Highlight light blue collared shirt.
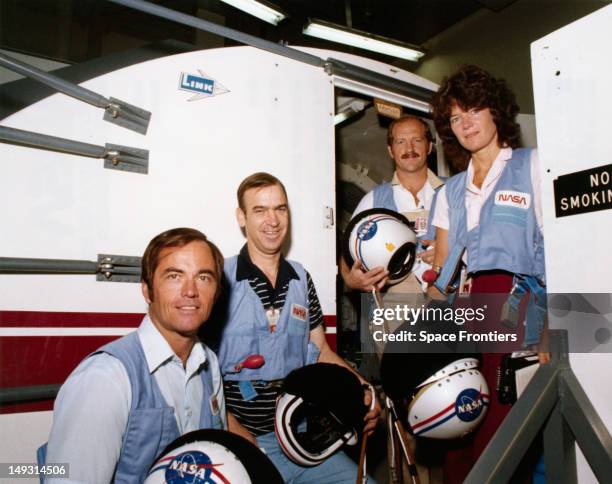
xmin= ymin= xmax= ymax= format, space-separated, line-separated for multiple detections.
xmin=46 ymin=315 xmax=226 ymax=484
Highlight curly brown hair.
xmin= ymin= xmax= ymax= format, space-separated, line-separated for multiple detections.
xmin=431 ymin=65 xmax=521 ymax=171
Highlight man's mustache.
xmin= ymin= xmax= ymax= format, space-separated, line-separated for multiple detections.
xmin=401 ymin=152 xmax=419 ymax=159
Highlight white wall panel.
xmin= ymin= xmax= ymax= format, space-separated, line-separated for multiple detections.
xmin=0 ymin=46 xmax=336 ymax=313
xmin=532 ymin=6 xmax=612 ymax=482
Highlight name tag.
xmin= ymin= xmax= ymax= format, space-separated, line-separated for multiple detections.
xmin=291 ymin=303 xmax=308 ymax=322
xmin=238 ymin=380 xmax=258 ymax=401
xmin=266 ymin=307 xmax=280 ymax=333
xmin=414 ymin=215 xmax=428 ymax=235
xmin=209 ymin=394 xmax=220 ymax=415
xmin=495 ymin=190 xmax=531 ymax=209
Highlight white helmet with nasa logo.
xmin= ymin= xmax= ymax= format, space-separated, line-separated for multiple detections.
xmin=407 ymin=358 xmax=489 ymax=440
xmin=343 ymin=208 xmax=417 ymax=285
xmin=144 ymin=428 xmax=282 ymax=484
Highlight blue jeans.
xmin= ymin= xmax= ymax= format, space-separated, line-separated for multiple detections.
xmin=256 ymin=431 xmax=376 ymax=484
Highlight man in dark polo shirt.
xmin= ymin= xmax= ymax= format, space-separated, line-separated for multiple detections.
xmin=217 ymin=172 xmax=380 ymax=483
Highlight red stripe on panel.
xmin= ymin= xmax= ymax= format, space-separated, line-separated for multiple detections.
xmin=1 ymin=311 xmax=341 ymax=413
xmin=323 ymin=315 xmax=337 ymax=352
xmin=323 ymin=315 xmax=337 ymax=327
xmin=0 ymin=336 xmax=120 ymax=414
xmin=0 ymin=311 xmax=141 ymax=414
xmin=0 ymin=310 xmax=144 ymax=327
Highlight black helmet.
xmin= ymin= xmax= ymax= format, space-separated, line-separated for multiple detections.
xmin=275 ymin=363 xmax=368 ymax=466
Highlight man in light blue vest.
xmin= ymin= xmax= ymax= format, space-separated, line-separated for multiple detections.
xmin=218 ymin=172 xmax=380 ymax=483
xmin=339 ymin=116 xmax=446 ymax=483
xmin=340 ymin=115 xmax=444 ymax=294
xmin=43 ymin=228 xmax=227 ymax=483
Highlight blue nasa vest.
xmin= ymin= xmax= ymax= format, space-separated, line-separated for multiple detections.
xmin=218 ymin=256 xmax=320 ymax=381
xmin=97 ymin=331 xmax=222 ymax=483
xmin=424 ymin=188 xmax=442 ymax=242
xmin=372 ymin=179 xmax=444 ymax=243
xmin=372 ymin=182 xmax=398 ymax=212
xmin=444 ymin=148 xmax=545 ymax=280
xmin=37 ymin=331 xmax=222 ymax=483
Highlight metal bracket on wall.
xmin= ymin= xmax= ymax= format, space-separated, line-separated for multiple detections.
xmin=103 ymin=143 xmax=149 ymax=174
xmin=0 ymin=255 xmax=141 ymax=282
xmin=325 ymin=58 xmax=435 ymax=103
xmin=0 ymin=125 xmax=149 ymax=174
xmin=96 ymin=254 xmax=141 ymax=282
xmin=103 ymin=96 xmax=152 ymax=135
xmin=323 ymin=206 xmax=335 ymax=229
xmin=0 ymin=52 xmax=151 ymax=135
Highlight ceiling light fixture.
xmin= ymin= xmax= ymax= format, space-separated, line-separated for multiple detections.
xmin=219 ymin=0 xmax=287 ymax=26
xmin=303 ymin=18 xmax=424 ymax=62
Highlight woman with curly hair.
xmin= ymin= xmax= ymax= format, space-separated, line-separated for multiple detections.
xmin=428 ymin=65 xmax=548 ymax=482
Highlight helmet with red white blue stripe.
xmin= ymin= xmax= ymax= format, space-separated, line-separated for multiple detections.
xmin=343 ymin=208 xmax=417 ymax=285
xmin=144 ymin=429 xmax=282 ymax=484
xmin=407 ymin=358 xmax=489 ymax=439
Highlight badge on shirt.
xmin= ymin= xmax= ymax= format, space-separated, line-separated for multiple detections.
xmin=266 ymin=307 xmax=280 ymax=332
xmin=209 ymin=394 xmax=220 ymax=415
xmin=291 ymin=303 xmax=308 ymax=322
xmin=238 ymin=380 xmax=258 ymax=401
xmin=493 ymin=190 xmax=530 ymax=226
xmin=494 ymin=190 xmax=531 ymax=209
xmin=414 ymin=214 xmax=428 ymax=236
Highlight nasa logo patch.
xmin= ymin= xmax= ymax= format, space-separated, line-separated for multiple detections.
xmin=357 ymin=220 xmax=378 ymax=241
xmin=163 ymin=450 xmax=228 ymax=484
xmin=454 ymin=388 xmax=484 ymax=422
xmin=494 ymin=190 xmax=531 ymax=209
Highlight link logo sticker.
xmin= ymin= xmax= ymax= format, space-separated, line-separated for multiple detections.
xmin=494 ymin=190 xmax=531 ymax=209
xmin=179 ymin=71 xmax=229 ymax=101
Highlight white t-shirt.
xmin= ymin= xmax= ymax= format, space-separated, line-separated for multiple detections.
xmin=353 ymin=170 xmax=443 ymax=237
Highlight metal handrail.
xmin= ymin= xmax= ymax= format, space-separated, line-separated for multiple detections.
xmin=106 ymin=0 xmax=435 ymax=104
xmin=0 ymin=384 xmax=61 ymax=405
xmin=0 ymin=125 xmax=148 ymax=173
xmin=0 ymin=52 xmax=151 ymax=134
xmin=0 ymin=257 xmax=96 ymax=274
xmin=0 ymin=255 xmax=141 ymax=282
xmin=465 ymin=330 xmax=612 ymax=483
xmin=107 ymin=0 xmax=323 ymax=68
